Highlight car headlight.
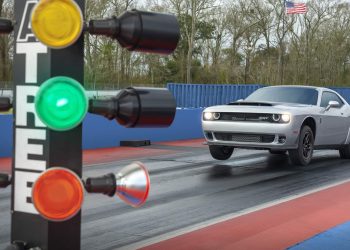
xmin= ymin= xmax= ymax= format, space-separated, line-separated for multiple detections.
xmin=203 ymin=112 xmax=220 ymax=121
xmin=272 ymin=114 xmax=290 ymax=123
xmin=281 ymin=114 xmax=290 ymax=123
xmin=213 ymin=112 xmax=220 ymax=120
xmin=272 ymin=114 xmax=281 ymax=122
xmin=203 ymin=112 xmax=214 ymax=120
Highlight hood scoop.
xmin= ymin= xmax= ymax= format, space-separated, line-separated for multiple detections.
xmin=228 ymin=102 xmax=274 ymax=107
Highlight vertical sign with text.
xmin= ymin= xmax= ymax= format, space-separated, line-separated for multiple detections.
xmin=11 ymin=0 xmax=84 ymax=248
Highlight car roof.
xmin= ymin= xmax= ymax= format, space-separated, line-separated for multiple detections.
xmin=264 ymin=85 xmax=333 ymax=92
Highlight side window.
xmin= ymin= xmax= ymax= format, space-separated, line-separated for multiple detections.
xmin=320 ymin=92 xmax=344 ymax=108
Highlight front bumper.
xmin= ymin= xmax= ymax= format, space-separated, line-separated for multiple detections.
xmin=202 ymin=120 xmax=299 ymax=150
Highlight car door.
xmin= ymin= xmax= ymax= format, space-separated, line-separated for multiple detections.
xmin=317 ymin=91 xmax=350 ymax=145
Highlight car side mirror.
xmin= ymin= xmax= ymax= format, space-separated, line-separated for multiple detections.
xmin=325 ymin=100 xmax=340 ymax=111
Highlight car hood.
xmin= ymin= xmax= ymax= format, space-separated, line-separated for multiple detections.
xmin=204 ymin=102 xmax=316 ymax=114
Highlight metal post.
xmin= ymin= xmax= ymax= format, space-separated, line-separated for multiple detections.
xmin=11 ymin=0 xmax=84 ymax=248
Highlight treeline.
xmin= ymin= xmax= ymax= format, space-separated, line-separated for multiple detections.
xmin=1 ymin=0 xmax=350 ymax=89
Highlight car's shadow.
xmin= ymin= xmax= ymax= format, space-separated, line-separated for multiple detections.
xmin=207 ymin=151 xmax=344 ymax=180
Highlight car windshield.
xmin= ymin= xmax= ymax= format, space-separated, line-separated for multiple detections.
xmin=245 ymin=87 xmax=318 ymax=105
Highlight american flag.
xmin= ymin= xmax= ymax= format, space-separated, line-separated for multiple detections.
xmin=285 ymin=1 xmax=307 ymax=14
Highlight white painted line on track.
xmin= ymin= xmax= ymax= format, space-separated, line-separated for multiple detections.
xmin=120 ymin=178 xmax=350 ymax=250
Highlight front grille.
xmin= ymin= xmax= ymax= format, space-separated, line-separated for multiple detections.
xmin=214 ymin=133 xmax=275 ymax=143
xmin=219 ymin=113 xmax=273 ymax=122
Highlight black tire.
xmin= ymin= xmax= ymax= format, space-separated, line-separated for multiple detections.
xmin=339 ymin=145 xmax=350 ymax=159
xmin=269 ymin=149 xmax=287 ymax=155
xmin=209 ymin=145 xmax=234 ymax=160
xmin=288 ymin=125 xmax=314 ymax=166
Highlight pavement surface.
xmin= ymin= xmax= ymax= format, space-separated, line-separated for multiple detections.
xmin=141 ymin=180 xmax=350 ymax=250
xmin=1 ymin=139 xmax=350 ymax=249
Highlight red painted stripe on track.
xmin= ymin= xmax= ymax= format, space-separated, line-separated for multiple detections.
xmin=142 ymin=181 xmax=350 ymax=250
xmin=0 ymin=138 xmax=205 ymax=173
xmin=0 ymin=147 xmax=176 ymax=173
xmin=82 ymin=147 xmax=176 ymax=165
xmin=157 ymin=138 xmax=206 ymax=148
xmin=0 ymin=158 xmax=11 ymax=173
xmin=0 ymin=139 xmax=204 ymax=173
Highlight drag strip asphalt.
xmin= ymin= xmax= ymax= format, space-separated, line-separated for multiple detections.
xmin=1 ymin=144 xmax=350 ymax=249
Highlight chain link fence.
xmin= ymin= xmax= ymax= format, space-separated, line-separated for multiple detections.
xmin=0 ymin=81 xmax=12 ymax=89
xmin=1 ymin=81 xmax=166 ymax=92
xmin=0 ymin=81 xmax=165 ymax=99
xmin=85 ymin=82 xmax=167 ymax=90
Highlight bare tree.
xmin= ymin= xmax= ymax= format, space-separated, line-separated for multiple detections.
xmin=169 ymin=0 xmax=215 ymax=83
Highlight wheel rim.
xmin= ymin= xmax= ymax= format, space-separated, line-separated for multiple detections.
xmin=302 ymin=132 xmax=313 ymax=159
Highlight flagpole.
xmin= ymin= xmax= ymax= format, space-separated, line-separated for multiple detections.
xmin=281 ymin=0 xmax=286 ymax=85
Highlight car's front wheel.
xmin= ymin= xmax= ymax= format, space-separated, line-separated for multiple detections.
xmin=209 ymin=145 xmax=234 ymax=160
xmin=288 ymin=125 xmax=314 ymax=166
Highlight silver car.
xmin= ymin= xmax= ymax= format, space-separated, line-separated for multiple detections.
xmin=202 ymin=85 xmax=350 ymax=166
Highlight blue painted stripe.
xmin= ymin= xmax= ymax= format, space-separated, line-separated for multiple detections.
xmin=288 ymin=221 xmax=350 ymax=250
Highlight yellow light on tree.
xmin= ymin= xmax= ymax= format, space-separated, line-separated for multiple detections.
xmin=31 ymin=0 xmax=83 ymax=49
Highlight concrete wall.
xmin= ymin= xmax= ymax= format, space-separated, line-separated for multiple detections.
xmin=0 ymin=108 xmax=204 ymax=158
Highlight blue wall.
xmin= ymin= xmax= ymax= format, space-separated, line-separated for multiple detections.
xmin=0 ymin=115 xmax=13 ymax=158
xmin=0 ymin=108 xmax=204 ymax=158
xmin=330 ymin=87 xmax=350 ymax=103
xmin=167 ymin=83 xmax=263 ymax=108
xmin=167 ymin=83 xmax=350 ymax=108
xmin=82 ymin=109 xmax=203 ymax=150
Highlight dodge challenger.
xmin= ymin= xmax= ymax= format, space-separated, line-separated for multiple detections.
xmin=202 ymin=86 xmax=350 ymax=166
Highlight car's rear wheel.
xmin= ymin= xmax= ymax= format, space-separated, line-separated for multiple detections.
xmin=269 ymin=149 xmax=287 ymax=155
xmin=339 ymin=145 xmax=350 ymax=159
xmin=288 ymin=125 xmax=314 ymax=166
xmin=209 ymin=145 xmax=234 ymax=160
